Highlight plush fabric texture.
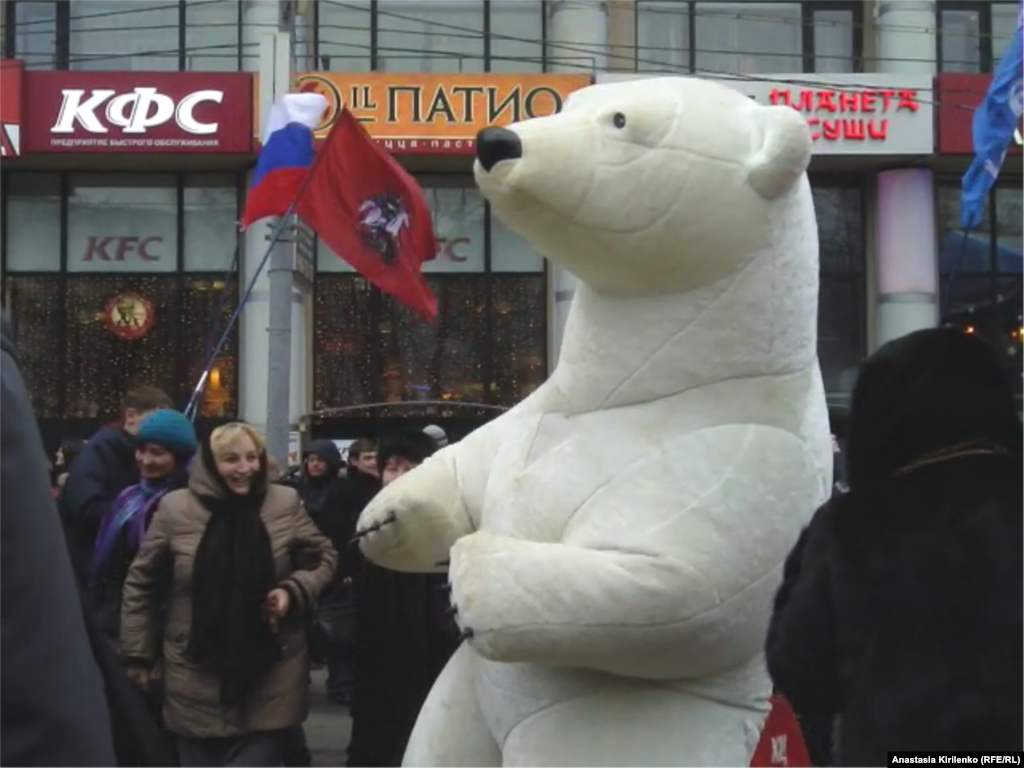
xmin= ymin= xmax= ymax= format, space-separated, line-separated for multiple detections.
xmin=356 ymin=77 xmax=832 ymax=767
xmin=767 ymin=328 xmax=1023 ymax=766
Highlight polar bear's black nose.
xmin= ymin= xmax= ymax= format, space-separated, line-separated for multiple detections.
xmin=476 ymin=127 xmax=522 ymax=171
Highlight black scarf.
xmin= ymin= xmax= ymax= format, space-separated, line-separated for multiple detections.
xmin=185 ymin=438 xmax=281 ymax=707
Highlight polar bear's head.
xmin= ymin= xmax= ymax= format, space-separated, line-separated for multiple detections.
xmin=474 ymin=77 xmax=813 ymax=297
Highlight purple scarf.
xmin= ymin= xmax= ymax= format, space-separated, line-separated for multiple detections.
xmin=91 ymin=479 xmax=170 ymax=584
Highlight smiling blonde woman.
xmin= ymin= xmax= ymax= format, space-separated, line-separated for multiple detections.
xmin=121 ymin=422 xmax=337 ymax=767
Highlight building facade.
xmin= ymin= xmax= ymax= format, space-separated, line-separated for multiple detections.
xmin=0 ymin=0 xmax=1020 ymax=448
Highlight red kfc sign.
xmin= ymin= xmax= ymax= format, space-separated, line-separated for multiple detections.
xmin=24 ymin=71 xmax=254 ymax=154
xmin=82 ymin=236 xmax=165 ymax=263
xmin=936 ymin=74 xmax=1023 ymax=155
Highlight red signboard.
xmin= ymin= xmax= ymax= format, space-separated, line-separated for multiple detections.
xmin=1 ymin=59 xmax=22 ymax=157
xmin=750 ymin=695 xmax=812 ymax=767
xmin=768 ymin=87 xmax=920 ymax=143
xmin=936 ymin=73 xmax=1023 ymax=155
xmin=24 ymin=71 xmax=254 ymax=154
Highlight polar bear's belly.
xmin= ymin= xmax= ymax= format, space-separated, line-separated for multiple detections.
xmin=473 ymin=656 xmax=769 ymax=762
xmin=476 ymin=409 xmax=677 ymax=541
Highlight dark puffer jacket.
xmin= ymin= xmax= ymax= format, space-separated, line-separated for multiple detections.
xmin=767 ymin=328 xmax=1023 ymax=766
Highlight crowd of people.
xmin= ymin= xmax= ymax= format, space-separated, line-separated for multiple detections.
xmin=2 ymin=305 xmax=1021 ymax=768
xmin=51 ymin=399 xmax=458 ymax=767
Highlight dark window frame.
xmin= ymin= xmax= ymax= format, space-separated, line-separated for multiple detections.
xmin=936 ymin=0 xmax=1001 ymax=74
xmin=633 ymin=0 xmax=864 ymax=74
xmin=1 ymin=170 xmax=243 ymax=421
xmin=311 ymin=171 xmax=547 ymax=414
xmin=8 ymin=0 xmax=248 ymax=71
xmin=312 ymin=0 xmax=548 ymax=74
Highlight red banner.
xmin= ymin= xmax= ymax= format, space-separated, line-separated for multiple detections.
xmin=935 ymin=73 xmax=1023 ymax=156
xmin=23 ymin=71 xmax=254 ymax=154
xmin=750 ymin=695 xmax=812 ymax=767
xmin=1 ymin=59 xmax=22 ymax=157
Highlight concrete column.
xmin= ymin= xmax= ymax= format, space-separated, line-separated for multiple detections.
xmin=871 ymin=1 xmax=938 ymax=350
xmin=545 ymin=1 xmax=607 ymax=370
xmin=606 ymin=0 xmax=636 ymax=73
xmin=239 ymin=27 xmax=307 ymax=441
xmin=874 ymin=0 xmax=936 ymax=74
xmin=875 ymin=169 xmax=940 ymax=347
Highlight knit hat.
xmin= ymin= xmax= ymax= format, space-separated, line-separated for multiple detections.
xmin=137 ymin=409 xmax=199 ymax=461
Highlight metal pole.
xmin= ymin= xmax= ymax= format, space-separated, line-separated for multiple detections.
xmin=265 ymin=217 xmax=294 ymax=466
xmin=263 ymin=27 xmax=296 ymax=466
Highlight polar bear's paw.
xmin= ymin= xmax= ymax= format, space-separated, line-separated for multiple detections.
xmin=354 ymin=463 xmax=472 ymax=573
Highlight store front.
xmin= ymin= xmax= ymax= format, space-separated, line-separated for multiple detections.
xmin=298 ymin=72 xmax=590 ymax=438
xmin=934 ymin=74 xmax=1023 ymax=398
xmin=0 ymin=65 xmax=255 ymax=446
xmin=596 ymin=72 xmax=936 ymax=404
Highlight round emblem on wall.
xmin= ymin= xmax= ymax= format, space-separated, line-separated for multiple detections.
xmin=296 ymin=73 xmax=340 ymax=133
xmin=104 ymin=293 xmax=155 ymax=340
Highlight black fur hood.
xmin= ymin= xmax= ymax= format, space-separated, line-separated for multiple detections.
xmin=844 ymin=327 xmax=1021 ymax=492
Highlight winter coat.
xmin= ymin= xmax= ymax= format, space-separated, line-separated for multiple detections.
xmin=62 ymin=424 xmax=140 ymax=581
xmin=768 ymin=461 xmax=1023 ymax=766
xmin=120 ymin=456 xmax=337 ymax=740
xmin=0 ymin=311 xmax=118 ymax=767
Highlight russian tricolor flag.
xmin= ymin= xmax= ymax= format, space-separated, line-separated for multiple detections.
xmin=240 ymin=92 xmax=328 ymax=230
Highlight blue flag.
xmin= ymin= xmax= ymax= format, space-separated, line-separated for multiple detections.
xmin=961 ymin=0 xmax=1024 ymax=229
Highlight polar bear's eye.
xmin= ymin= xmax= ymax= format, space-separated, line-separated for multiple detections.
xmin=612 ymin=112 xmax=627 ymax=129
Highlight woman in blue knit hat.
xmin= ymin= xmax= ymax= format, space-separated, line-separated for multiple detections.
xmin=91 ymin=409 xmax=198 ymax=646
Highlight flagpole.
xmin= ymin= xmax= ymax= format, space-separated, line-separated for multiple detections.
xmin=184 ymin=106 xmax=343 ymax=424
xmin=184 ymin=203 xmax=298 ymax=422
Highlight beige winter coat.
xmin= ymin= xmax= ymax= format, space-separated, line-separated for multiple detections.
xmin=120 ymin=461 xmax=336 ymax=739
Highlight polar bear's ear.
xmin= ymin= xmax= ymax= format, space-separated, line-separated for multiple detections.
xmin=745 ymin=105 xmax=812 ymax=200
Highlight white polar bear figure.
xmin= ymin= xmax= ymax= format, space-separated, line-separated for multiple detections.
xmin=356 ymin=76 xmax=833 ymax=768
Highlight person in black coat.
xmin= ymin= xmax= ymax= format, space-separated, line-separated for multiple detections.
xmin=1 ymin=311 xmax=116 ymax=766
xmin=61 ymin=385 xmax=173 ymax=581
xmin=346 ymin=430 xmax=459 ymax=768
xmin=766 ymin=328 xmax=1023 ymax=767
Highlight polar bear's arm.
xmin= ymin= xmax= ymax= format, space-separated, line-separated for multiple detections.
xmin=450 ymin=424 xmax=819 ymax=679
xmin=355 ymin=414 xmax=507 ymax=572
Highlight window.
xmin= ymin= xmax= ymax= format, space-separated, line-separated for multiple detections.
xmin=636 ymin=1 xmax=859 ymax=74
xmin=992 ymin=2 xmax=1018 ymax=67
xmin=12 ymin=0 xmax=56 ymax=68
xmin=2 ymin=172 xmax=243 ymax=422
xmin=317 ymin=183 xmax=487 ymax=274
xmin=694 ymin=2 xmax=801 ymax=75
xmin=637 ymin=1 xmax=690 ymax=72
xmin=939 ymin=8 xmax=982 ymax=73
xmin=67 ymin=175 xmax=178 ymax=273
xmin=317 ymin=0 xmax=373 ymax=72
xmin=63 ymin=274 xmax=180 ymax=417
xmin=5 ymin=173 xmax=61 ymax=272
xmin=3 ymin=275 xmax=62 ymax=416
xmin=182 ymin=274 xmax=239 ymax=417
xmin=489 ymin=0 xmax=543 ymax=73
xmin=813 ymin=183 xmax=866 ymax=401
xmin=184 ymin=175 xmax=238 ymax=271
xmin=69 ymin=0 xmax=180 ymax=71
xmin=813 ymin=8 xmax=855 ymax=73
xmin=185 ymin=0 xmax=239 ymax=71
xmin=938 ymin=183 xmax=1022 ymax=396
xmin=314 ymin=175 xmax=547 ymax=412
xmin=240 ymin=0 xmax=280 ymax=72
xmin=376 ymin=0 xmax=484 ymax=73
